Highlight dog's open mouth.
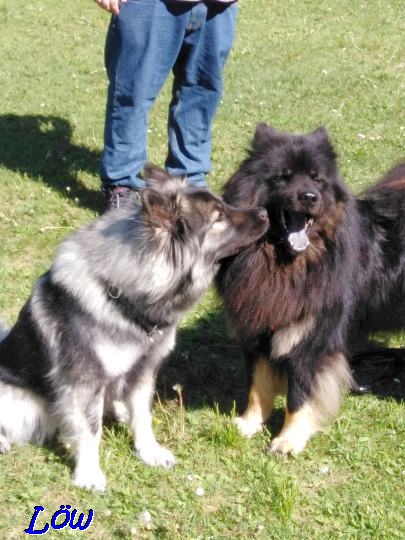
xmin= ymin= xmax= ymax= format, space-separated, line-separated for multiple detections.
xmin=280 ymin=210 xmax=314 ymax=253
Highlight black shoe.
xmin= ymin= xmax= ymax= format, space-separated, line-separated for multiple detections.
xmin=103 ymin=186 xmax=140 ymax=211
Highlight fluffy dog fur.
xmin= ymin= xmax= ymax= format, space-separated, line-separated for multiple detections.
xmin=0 ymin=165 xmax=268 ymax=490
xmin=216 ymin=123 xmax=405 ymax=454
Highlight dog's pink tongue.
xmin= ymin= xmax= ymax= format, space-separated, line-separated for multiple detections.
xmin=288 ymin=229 xmax=309 ymax=252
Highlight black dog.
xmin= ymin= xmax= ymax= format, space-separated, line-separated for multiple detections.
xmin=216 ymin=123 xmax=405 ymax=454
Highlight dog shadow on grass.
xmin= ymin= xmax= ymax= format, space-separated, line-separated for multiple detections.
xmin=157 ymin=309 xmax=249 ymax=415
xmin=0 ymin=114 xmax=104 ymax=213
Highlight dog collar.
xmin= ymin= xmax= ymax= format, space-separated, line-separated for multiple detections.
xmin=104 ymin=282 xmax=169 ymax=342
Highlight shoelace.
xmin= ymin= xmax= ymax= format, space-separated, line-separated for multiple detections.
xmin=107 ymin=187 xmax=138 ymax=210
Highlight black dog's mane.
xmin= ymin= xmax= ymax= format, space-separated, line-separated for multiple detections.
xmin=217 ymin=137 xmax=355 ymax=339
xmin=216 ymin=128 xmax=405 ymax=356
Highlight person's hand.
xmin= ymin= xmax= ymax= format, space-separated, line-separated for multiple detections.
xmin=94 ymin=0 xmax=127 ymax=15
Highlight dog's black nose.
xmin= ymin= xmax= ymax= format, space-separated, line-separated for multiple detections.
xmin=298 ymin=191 xmax=318 ymax=204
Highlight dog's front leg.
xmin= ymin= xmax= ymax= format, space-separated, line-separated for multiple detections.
xmin=269 ymin=352 xmax=352 ymax=455
xmin=126 ymin=329 xmax=177 ymax=468
xmin=72 ymin=425 xmax=106 ymax=492
xmin=126 ymin=370 xmax=176 ymax=468
xmin=57 ymin=384 xmax=106 ymax=492
xmin=236 ymin=356 xmax=284 ymax=437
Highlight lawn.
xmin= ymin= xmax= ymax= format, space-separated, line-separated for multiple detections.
xmin=0 ymin=0 xmax=404 ymax=538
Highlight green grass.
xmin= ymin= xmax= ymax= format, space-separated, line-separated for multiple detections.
xmin=0 ymin=0 xmax=404 ymax=538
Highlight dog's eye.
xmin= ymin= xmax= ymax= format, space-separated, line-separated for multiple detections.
xmin=273 ymin=171 xmax=291 ymax=184
xmin=310 ymin=170 xmax=321 ymax=183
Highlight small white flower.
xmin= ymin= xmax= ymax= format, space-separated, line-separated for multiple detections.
xmin=139 ymin=510 xmax=152 ymax=530
xmin=358 ymin=133 xmax=366 ymax=139
xmin=187 ymin=474 xmax=195 ymax=482
xmin=320 ymin=465 xmax=330 ymax=474
xmin=195 ymin=487 xmax=205 ymax=497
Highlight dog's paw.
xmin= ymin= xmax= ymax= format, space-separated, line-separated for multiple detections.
xmin=112 ymin=400 xmax=130 ymax=423
xmin=234 ymin=416 xmax=263 ymax=438
xmin=73 ymin=467 xmax=107 ymax=492
xmin=269 ymin=435 xmax=306 ymax=456
xmin=136 ymin=443 xmax=176 ymax=468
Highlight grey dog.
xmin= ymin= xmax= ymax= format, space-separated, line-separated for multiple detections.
xmin=0 ymin=165 xmax=268 ymax=491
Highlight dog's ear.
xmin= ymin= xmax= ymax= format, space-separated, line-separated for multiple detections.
xmin=253 ymin=123 xmax=280 ymax=149
xmin=143 ymin=163 xmax=171 ymax=186
xmin=310 ymin=126 xmax=336 ymax=161
xmin=310 ymin=126 xmax=330 ymax=143
xmin=143 ymin=162 xmax=188 ymax=191
xmin=141 ymin=188 xmax=177 ymax=232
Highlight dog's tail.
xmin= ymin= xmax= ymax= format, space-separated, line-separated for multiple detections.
xmin=0 ymin=320 xmax=55 ymax=452
xmin=0 ymin=383 xmax=55 ymax=453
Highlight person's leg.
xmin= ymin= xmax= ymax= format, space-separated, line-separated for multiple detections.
xmin=100 ymin=0 xmax=191 ymax=191
xmin=165 ymin=2 xmax=238 ymax=186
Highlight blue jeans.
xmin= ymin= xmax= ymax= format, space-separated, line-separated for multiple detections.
xmin=100 ymin=0 xmax=238 ymax=189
